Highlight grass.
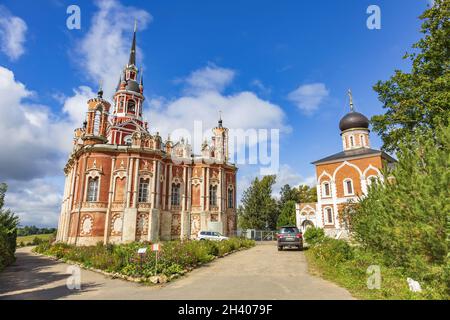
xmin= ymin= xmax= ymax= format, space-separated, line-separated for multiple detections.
xmin=304 ymin=240 xmax=448 ymax=300
xmin=17 ymin=234 xmax=54 ymax=246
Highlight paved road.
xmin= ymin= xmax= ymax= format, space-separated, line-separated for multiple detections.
xmin=0 ymin=244 xmax=354 ymax=300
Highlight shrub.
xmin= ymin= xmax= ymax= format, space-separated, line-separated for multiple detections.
xmin=303 ymin=227 xmax=325 ymax=246
xmin=33 ymin=238 xmax=256 ymax=279
xmin=310 ymin=238 xmax=354 ymax=266
xmin=0 ymin=183 xmax=19 ymax=272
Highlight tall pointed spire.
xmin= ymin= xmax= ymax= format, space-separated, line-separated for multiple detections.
xmin=128 ymin=20 xmax=137 ymax=66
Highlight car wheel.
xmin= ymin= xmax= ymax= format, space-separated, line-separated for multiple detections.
xmin=298 ymin=246 xmax=303 ymax=251
xmin=278 ymin=246 xmax=283 ymax=251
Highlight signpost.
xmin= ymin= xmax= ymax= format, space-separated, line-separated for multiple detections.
xmin=137 ymin=247 xmax=147 ymax=271
xmin=152 ymin=243 xmax=161 ymax=275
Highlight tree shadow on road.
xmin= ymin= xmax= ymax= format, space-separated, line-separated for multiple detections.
xmin=0 ymin=251 xmax=70 ymax=294
xmin=0 ymin=282 xmax=100 ymax=300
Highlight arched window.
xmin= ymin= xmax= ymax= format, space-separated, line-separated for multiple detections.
xmin=93 ymin=110 xmax=101 ymax=135
xmin=349 ymin=136 xmax=354 ymax=147
xmin=325 ymin=207 xmax=333 ymax=224
xmin=87 ymin=178 xmax=99 ymax=202
xmin=209 ymin=185 xmax=217 ymax=206
xmin=171 ymin=183 xmax=181 ymax=206
xmin=360 ymin=134 xmax=365 ymax=147
xmin=322 ymin=182 xmax=331 ymax=197
xmin=343 ymin=179 xmax=354 ymax=195
xmin=138 ymin=178 xmax=149 ymax=203
xmin=127 ymin=100 xmax=136 ymax=114
xmin=227 ymin=187 xmax=234 ymax=209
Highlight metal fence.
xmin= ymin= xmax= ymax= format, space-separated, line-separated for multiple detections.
xmin=232 ymin=229 xmax=277 ymax=241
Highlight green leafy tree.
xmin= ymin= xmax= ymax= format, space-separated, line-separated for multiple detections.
xmin=277 ymin=200 xmax=296 ymax=228
xmin=238 ymin=175 xmax=279 ymax=230
xmin=372 ymin=0 xmax=450 ymax=152
xmin=297 ymin=185 xmax=317 ymax=203
xmin=343 ymin=124 xmax=449 ymax=281
xmin=0 ymin=183 xmax=20 ymax=271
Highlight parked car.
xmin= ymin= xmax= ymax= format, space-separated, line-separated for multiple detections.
xmin=197 ymin=231 xmax=229 ymax=241
xmin=277 ymin=226 xmax=303 ymax=251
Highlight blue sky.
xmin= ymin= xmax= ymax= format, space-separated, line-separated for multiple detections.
xmin=0 ymin=0 xmax=431 ymax=227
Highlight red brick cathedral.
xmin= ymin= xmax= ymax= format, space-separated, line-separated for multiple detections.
xmin=56 ymin=29 xmax=237 ymax=245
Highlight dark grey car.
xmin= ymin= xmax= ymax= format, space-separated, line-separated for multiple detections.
xmin=277 ymin=226 xmax=303 ymax=251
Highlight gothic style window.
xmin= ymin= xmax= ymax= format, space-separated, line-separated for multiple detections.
xmin=344 ymin=179 xmax=354 ymax=195
xmin=171 ymin=183 xmax=181 ymax=206
xmin=87 ymin=178 xmax=99 ymax=202
xmin=138 ymin=178 xmax=149 ymax=203
xmin=227 ymin=188 xmax=233 ymax=209
xmin=209 ymin=185 xmax=217 ymax=206
xmin=322 ymin=182 xmax=331 ymax=197
xmin=93 ymin=110 xmax=101 ymax=135
xmin=325 ymin=207 xmax=333 ymax=224
xmin=127 ymin=100 xmax=136 ymax=114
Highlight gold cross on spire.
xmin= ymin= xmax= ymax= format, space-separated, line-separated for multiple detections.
xmin=348 ymin=89 xmax=354 ymax=112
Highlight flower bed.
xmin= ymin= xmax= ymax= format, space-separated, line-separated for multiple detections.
xmin=34 ymin=238 xmax=255 ymax=283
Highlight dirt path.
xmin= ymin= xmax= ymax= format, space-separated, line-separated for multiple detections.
xmin=0 ymin=244 xmax=353 ymax=300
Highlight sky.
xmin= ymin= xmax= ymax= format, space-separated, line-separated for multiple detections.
xmin=0 ymin=0 xmax=432 ymax=227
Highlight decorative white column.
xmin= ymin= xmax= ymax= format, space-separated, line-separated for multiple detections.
xmin=132 ymin=158 xmax=140 ymax=208
xmin=331 ymin=179 xmax=339 ymax=229
xmin=167 ymin=164 xmax=173 ymax=210
xmin=103 ymin=157 xmax=116 ymax=244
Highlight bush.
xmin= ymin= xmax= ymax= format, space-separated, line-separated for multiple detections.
xmin=34 ymin=238 xmax=256 ymax=279
xmin=342 ymin=125 xmax=449 ymax=282
xmin=0 ymin=183 xmax=19 ymax=272
xmin=303 ymin=227 xmax=325 ymax=246
xmin=310 ymin=238 xmax=354 ymax=266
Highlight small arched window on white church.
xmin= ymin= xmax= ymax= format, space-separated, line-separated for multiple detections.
xmin=87 ymin=177 xmax=99 ymax=202
xmin=349 ymin=135 xmax=355 ymax=148
xmin=343 ymin=178 xmax=354 ymax=196
xmin=360 ymin=134 xmax=365 ymax=147
xmin=325 ymin=207 xmax=333 ymax=224
xmin=322 ymin=182 xmax=331 ymax=197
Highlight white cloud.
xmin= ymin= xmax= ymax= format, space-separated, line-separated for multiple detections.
xmin=76 ymin=0 xmax=152 ymax=99
xmin=272 ymin=164 xmax=316 ymax=198
xmin=4 ymin=178 xmax=63 ymax=228
xmin=287 ymin=83 xmax=329 ymax=114
xmin=0 ymin=5 xmax=27 ymax=61
xmin=0 ymin=67 xmax=71 ymax=181
xmin=250 ymin=79 xmax=272 ymax=96
xmin=183 ymin=63 xmax=235 ymax=94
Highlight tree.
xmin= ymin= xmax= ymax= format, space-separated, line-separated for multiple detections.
xmin=277 ymin=200 xmax=296 ymax=228
xmin=342 ymin=124 xmax=449 ymax=279
xmin=238 ymin=175 xmax=279 ymax=230
xmin=371 ymin=0 xmax=450 ymax=152
xmin=297 ymin=185 xmax=317 ymax=203
xmin=0 ymin=183 xmax=20 ymax=271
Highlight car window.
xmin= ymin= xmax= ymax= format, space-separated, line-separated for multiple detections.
xmin=212 ymin=232 xmax=218 ymax=236
xmin=280 ymin=227 xmax=299 ymax=234
xmin=207 ymin=232 xmax=212 ymax=236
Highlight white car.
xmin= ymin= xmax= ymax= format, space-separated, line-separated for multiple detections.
xmin=197 ymin=231 xmax=229 ymax=241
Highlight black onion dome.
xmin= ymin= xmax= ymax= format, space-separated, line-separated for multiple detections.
xmin=125 ymin=80 xmax=141 ymax=93
xmin=339 ymin=111 xmax=369 ymax=131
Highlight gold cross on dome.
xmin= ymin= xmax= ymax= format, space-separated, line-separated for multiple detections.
xmin=348 ymin=89 xmax=354 ymax=112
